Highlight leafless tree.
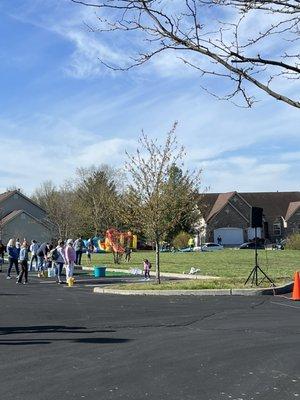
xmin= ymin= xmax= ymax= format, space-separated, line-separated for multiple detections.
xmin=32 ymin=181 xmax=76 ymax=239
xmin=123 ymin=123 xmax=202 ymax=283
xmin=71 ymin=0 xmax=300 ymax=108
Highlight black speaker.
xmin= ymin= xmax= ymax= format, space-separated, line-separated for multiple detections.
xmin=251 ymin=207 xmax=263 ymax=228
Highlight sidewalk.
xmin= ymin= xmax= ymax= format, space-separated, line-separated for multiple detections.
xmin=80 ymin=266 xmax=219 ymax=280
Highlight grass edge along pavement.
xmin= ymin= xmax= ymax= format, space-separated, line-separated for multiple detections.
xmin=81 ymin=248 xmax=300 ymax=290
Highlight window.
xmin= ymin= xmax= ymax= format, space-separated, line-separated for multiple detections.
xmin=273 ymin=222 xmax=281 ymax=236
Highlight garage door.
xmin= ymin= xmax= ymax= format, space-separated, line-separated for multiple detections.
xmin=214 ymin=228 xmax=244 ymax=245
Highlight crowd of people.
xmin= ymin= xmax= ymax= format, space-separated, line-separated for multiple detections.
xmin=0 ymin=236 xmax=152 ymax=284
xmin=1 ymin=236 xmax=87 ymax=285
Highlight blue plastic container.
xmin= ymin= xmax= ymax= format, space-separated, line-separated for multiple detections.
xmin=94 ymin=266 xmax=106 ymax=278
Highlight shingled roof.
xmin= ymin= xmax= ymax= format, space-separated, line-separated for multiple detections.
xmin=0 ymin=190 xmax=46 ymax=213
xmin=201 ymin=191 xmax=300 ymax=222
xmin=0 ymin=209 xmax=49 ymax=228
xmin=0 ymin=191 xmax=14 ymax=203
xmin=206 ymin=192 xmax=236 ymax=221
xmin=241 ymin=192 xmax=300 ymax=220
xmin=285 ymin=201 xmax=300 ymax=221
xmin=0 ymin=210 xmax=23 ymax=225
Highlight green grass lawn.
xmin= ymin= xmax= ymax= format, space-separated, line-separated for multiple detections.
xmin=81 ymin=248 xmax=299 ymax=288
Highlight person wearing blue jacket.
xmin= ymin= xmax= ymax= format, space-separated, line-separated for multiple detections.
xmin=6 ymin=238 xmax=19 ymax=279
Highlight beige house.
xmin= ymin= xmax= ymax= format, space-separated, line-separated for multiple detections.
xmin=0 ymin=190 xmax=52 ymax=244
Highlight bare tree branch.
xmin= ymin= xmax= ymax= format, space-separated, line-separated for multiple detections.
xmin=71 ymin=0 xmax=300 ymax=108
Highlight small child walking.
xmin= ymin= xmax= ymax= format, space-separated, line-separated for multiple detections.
xmin=143 ymin=259 xmax=151 ymax=280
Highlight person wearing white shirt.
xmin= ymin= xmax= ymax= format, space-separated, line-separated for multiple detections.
xmin=29 ymin=240 xmax=39 ymax=272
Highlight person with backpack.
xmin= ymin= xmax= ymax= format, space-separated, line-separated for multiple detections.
xmin=45 ymin=244 xmax=54 ymax=272
xmin=6 ymin=238 xmax=19 ymax=279
xmin=143 ymin=259 xmax=151 ymax=280
xmin=74 ymin=236 xmax=83 ymax=265
xmin=17 ymin=240 xmax=29 ymax=284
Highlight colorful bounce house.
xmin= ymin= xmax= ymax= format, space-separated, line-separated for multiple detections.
xmin=84 ymin=230 xmax=137 ymax=254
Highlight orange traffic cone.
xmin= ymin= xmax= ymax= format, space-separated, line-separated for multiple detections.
xmin=292 ymin=272 xmax=300 ymax=301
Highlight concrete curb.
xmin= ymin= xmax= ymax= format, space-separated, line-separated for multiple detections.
xmin=93 ymin=282 xmax=293 ymax=296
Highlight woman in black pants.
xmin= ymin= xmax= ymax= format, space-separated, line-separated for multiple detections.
xmin=6 ymin=238 xmax=19 ymax=279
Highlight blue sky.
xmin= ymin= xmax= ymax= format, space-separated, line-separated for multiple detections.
xmin=0 ymin=0 xmax=299 ymax=194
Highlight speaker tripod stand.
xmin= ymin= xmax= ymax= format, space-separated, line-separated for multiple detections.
xmin=244 ymin=227 xmax=275 ymax=286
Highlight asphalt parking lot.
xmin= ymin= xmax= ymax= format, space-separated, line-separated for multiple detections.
xmin=0 ymin=271 xmax=299 ymax=400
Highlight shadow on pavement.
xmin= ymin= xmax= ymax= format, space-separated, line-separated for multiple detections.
xmin=73 ymin=338 xmax=130 ymax=344
xmin=0 ymin=337 xmax=131 ymax=346
xmin=0 ymin=325 xmax=116 ymax=335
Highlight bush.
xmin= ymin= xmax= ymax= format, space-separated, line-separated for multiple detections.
xmin=285 ymin=234 xmax=300 ymax=250
xmin=172 ymin=231 xmax=191 ymax=249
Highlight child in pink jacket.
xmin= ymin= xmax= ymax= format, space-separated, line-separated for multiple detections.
xmin=64 ymin=239 xmax=76 ymax=280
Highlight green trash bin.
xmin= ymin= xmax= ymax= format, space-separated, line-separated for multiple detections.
xmin=94 ymin=266 xmax=106 ymax=278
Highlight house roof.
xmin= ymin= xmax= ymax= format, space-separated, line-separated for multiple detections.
xmin=206 ymin=192 xmax=236 ymax=221
xmin=201 ymin=191 xmax=300 ymax=222
xmin=0 ymin=191 xmax=14 ymax=203
xmin=285 ymin=201 xmax=300 ymax=221
xmin=1 ymin=209 xmax=50 ymax=229
xmin=0 ymin=190 xmax=46 ymax=213
xmin=1 ymin=210 xmax=22 ymax=225
xmin=241 ymin=192 xmax=300 ymax=220
xmin=199 ymin=192 xmax=220 ymax=219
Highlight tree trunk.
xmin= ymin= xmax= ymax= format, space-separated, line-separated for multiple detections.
xmin=155 ymin=240 xmax=161 ymax=284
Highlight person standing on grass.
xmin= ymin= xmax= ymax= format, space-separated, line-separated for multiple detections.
xmin=86 ymin=243 xmax=93 ymax=266
xmin=29 ymin=239 xmax=39 ymax=271
xmin=64 ymin=239 xmax=76 ymax=281
xmin=124 ymin=246 xmax=132 ymax=262
xmin=17 ymin=240 xmax=29 ymax=284
xmin=74 ymin=236 xmax=83 ymax=265
xmin=55 ymin=240 xmax=65 ymax=284
xmin=143 ymin=259 xmax=151 ymax=280
xmin=6 ymin=238 xmax=19 ymax=279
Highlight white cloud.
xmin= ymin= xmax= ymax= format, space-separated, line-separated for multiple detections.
xmin=75 ymin=138 xmax=136 ymax=166
xmin=200 ymin=157 xmax=292 ymax=192
xmin=57 ymin=28 xmax=126 ymax=79
xmin=280 ymin=152 xmax=300 ymax=162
